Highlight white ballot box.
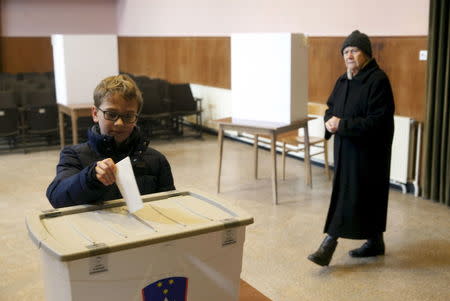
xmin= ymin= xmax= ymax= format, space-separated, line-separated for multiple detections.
xmin=26 ymin=190 xmax=253 ymax=301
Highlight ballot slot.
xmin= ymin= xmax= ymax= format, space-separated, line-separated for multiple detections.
xmin=167 ymin=195 xmax=238 ymax=221
xmin=133 ymin=195 xmax=239 ymax=231
xmin=132 ymin=203 xmax=184 ymax=233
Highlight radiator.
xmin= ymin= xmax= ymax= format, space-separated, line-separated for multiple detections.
xmin=390 ymin=116 xmax=421 ymax=194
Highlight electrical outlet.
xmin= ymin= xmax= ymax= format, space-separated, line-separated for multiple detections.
xmin=419 ymin=50 xmax=428 ymax=61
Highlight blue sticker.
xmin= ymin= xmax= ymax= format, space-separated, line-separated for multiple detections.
xmin=142 ymin=277 xmax=188 ymax=301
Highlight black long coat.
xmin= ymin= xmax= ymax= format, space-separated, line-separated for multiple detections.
xmin=323 ymin=59 xmax=395 ymax=239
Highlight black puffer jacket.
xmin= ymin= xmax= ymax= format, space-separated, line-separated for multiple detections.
xmin=46 ymin=125 xmax=175 ymax=208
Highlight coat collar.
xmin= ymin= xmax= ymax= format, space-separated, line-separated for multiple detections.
xmin=87 ymin=124 xmax=149 ymax=158
xmin=338 ymin=58 xmax=379 ymax=83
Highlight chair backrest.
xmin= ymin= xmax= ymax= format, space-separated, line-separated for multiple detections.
xmin=0 ymin=91 xmax=19 ymax=136
xmin=21 ymin=72 xmax=48 ymax=82
xmin=140 ymin=79 xmax=170 ymax=115
xmin=298 ymin=102 xmax=328 ymax=137
xmin=0 ymin=108 xmax=19 ymax=136
xmin=168 ymin=83 xmax=196 ymax=112
xmin=308 ymin=102 xmax=327 ymax=116
xmin=23 ymin=88 xmax=56 ymax=107
xmin=0 ymin=72 xmax=17 ymax=81
xmin=25 ymin=104 xmax=58 ymax=133
xmin=0 ymin=78 xmax=16 ymax=91
xmin=134 ymin=75 xmax=152 ymax=89
xmin=0 ymin=90 xmax=16 ymax=108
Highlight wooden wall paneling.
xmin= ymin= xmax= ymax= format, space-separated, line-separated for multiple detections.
xmin=0 ymin=35 xmax=426 ymax=122
xmin=118 ymin=37 xmax=230 ymax=89
xmin=308 ymin=36 xmax=427 ymax=122
xmin=308 ymin=37 xmax=345 ymax=104
xmin=371 ymin=37 xmax=427 ymax=122
xmin=0 ymin=37 xmax=53 ymax=73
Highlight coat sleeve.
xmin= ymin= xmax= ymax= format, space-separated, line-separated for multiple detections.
xmin=156 ymin=154 xmax=176 ymax=192
xmin=337 ymin=75 xmax=394 ymax=137
xmin=46 ymin=147 xmax=108 ymax=208
xmin=324 ymin=78 xmax=340 ymax=140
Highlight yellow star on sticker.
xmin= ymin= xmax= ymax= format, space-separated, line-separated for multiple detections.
xmin=157 ymin=282 xmax=162 ymax=287
xmin=169 ymin=279 xmax=174 ymax=285
xmin=163 ymin=289 xmax=168 ymax=295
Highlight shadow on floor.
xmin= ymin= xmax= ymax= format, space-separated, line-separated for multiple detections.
xmin=315 ymin=239 xmax=450 ymax=275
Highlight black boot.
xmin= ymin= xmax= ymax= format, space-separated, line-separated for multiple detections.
xmin=307 ymin=236 xmax=338 ymax=266
xmin=349 ymin=233 xmax=385 ymax=258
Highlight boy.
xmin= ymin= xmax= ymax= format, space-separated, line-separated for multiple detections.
xmin=47 ymin=74 xmax=175 ymax=208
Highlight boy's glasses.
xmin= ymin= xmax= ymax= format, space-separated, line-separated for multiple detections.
xmin=97 ymin=108 xmax=138 ymax=124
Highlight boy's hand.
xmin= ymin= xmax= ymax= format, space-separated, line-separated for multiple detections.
xmin=95 ymin=158 xmax=116 ymax=186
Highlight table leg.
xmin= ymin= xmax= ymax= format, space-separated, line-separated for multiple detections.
xmin=217 ymin=127 xmax=224 ymax=193
xmin=304 ymin=124 xmax=312 ymax=188
xmin=58 ymin=109 xmax=65 ymax=149
xmin=254 ymin=134 xmax=259 ymax=179
xmin=271 ymin=133 xmax=278 ymax=205
xmin=282 ymin=142 xmax=286 ymax=180
xmin=71 ymin=112 xmax=78 ymax=145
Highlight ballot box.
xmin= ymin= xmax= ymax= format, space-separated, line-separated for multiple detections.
xmin=26 ymin=190 xmax=253 ymax=301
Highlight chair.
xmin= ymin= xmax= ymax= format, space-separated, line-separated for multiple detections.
xmin=279 ymin=127 xmax=331 ymax=181
xmin=22 ymin=88 xmax=58 ymax=146
xmin=59 ymin=115 xmax=94 ymax=144
xmin=134 ymin=75 xmax=152 ymax=89
xmin=0 ymin=90 xmax=20 ymax=148
xmin=167 ymin=83 xmax=202 ymax=137
xmin=138 ymin=79 xmax=172 ymax=136
xmin=21 ymin=72 xmax=48 ymax=83
xmin=279 ymin=103 xmax=331 ymax=182
xmin=140 ymin=79 xmax=170 ymax=116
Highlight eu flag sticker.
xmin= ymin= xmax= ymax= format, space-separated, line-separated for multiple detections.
xmin=142 ymin=277 xmax=188 ymax=301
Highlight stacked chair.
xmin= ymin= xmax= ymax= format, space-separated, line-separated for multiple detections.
xmin=0 ymin=71 xmax=203 ymax=151
xmin=0 ymin=71 xmax=58 ymax=151
xmin=138 ymin=78 xmax=172 ymax=136
xmin=0 ymin=89 xmax=20 ymax=149
xmin=22 ymin=87 xmax=58 ymax=147
xmin=129 ymin=73 xmax=203 ymax=138
xmin=168 ymin=83 xmax=202 ymax=137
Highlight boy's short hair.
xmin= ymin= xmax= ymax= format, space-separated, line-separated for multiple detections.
xmin=93 ymin=74 xmax=143 ymax=113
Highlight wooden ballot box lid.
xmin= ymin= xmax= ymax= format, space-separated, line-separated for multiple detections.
xmin=26 ymin=189 xmax=254 ymax=261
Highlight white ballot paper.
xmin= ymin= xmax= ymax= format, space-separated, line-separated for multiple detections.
xmin=115 ymin=156 xmax=143 ymax=213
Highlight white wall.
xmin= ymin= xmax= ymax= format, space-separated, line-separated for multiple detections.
xmin=1 ymin=0 xmax=117 ymax=36
xmin=2 ymin=0 xmax=429 ymax=37
xmin=117 ymin=0 xmax=429 ymax=36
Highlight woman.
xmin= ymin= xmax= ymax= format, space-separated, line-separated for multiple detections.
xmin=308 ymin=30 xmax=395 ymax=266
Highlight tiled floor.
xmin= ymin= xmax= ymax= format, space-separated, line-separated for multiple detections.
xmin=0 ymin=134 xmax=449 ymax=300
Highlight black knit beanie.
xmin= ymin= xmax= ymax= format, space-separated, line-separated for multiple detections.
xmin=341 ymin=30 xmax=372 ymax=57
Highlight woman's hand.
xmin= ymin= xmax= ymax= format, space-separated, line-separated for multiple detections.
xmin=325 ymin=116 xmax=341 ymax=133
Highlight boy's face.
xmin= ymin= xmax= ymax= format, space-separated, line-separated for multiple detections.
xmin=92 ymin=94 xmax=139 ymax=144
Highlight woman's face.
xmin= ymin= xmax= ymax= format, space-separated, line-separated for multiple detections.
xmin=343 ymin=46 xmax=368 ymax=74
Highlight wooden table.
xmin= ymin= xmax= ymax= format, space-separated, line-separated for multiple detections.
xmin=239 ymin=279 xmax=271 ymax=301
xmin=216 ymin=117 xmax=312 ymax=205
xmin=58 ymin=103 xmax=92 ymax=148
